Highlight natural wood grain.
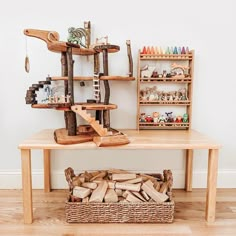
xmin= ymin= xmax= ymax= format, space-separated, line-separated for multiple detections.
xmin=185 ymin=149 xmax=193 ymax=191
xmin=206 ymin=149 xmax=219 ymax=222
xmin=43 ymin=149 xmax=51 ymax=192
xmin=51 ymin=75 xmax=135 ymax=81
xmin=18 ymin=129 xmax=221 ymax=150
xmin=1 ymin=189 xmax=236 ymax=236
xmin=21 ymin=149 xmax=33 ymax=224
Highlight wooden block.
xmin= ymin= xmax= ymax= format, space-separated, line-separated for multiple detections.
xmin=81 ymin=182 xmax=97 ymax=190
xmin=122 ymin=177 xmax=143 ymax=184
xmin=108 ymin=181 xmax=115 ymax=189
xmin=132 ymin=191 xmax=146 ymax=202
xmin=159 ymin=182 xmax=168 ymax=194
xmin=104 ymin=189 xmax=118 ymax=203
xmin=89 ymin=181 xmax=108 ymax=203
xmin=82 ymin=196 xmax=89 ymax=203
xmin=140 ymin=174 xmax=157 ymax=182
xmin=73 ymin=186 xmax=91 ymax=199
xmin=90 ymin=170 xmax=102 ymax=177
xmin=90 ymin=171 xmax=107 ymax=181
xmin=115 ymin=182 xmax=141 ymax=192
xmin=115 ymin=189 xmax=123 ymax=197
xmin=141 ymin=180 xmax=169 ymax=203
xmin=126 ymin=191 xmax=142 ymax=203
xmin=122 ymin=190 xmax=130 ymax=198
xmin=112 ymin=173 xmax=136 ymax=181
xmin=108 ymin=169 xmax=132 ymax=174
xmin=153 ymin=181 xmax=161 ymax=192
xmin=72 ymin=176 xmax=82 ymax=187
xmin=141 ymin=190 xmax=150 ymax=201
xmin=78 ymin=177 xmax=85 ymax=183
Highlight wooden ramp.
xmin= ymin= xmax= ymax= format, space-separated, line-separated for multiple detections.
xmin=71 ymin=105 xmax=108 ymax=137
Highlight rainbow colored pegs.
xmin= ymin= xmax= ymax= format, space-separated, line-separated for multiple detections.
xmin=185 ymin=46 xmax=189 ymax=54
xmin=173 ymin=46 xmax=178 ymax=54
xmin=165 ymin=46 xmax=170 ymax=54
xmin=150 ymin=46 xmax=155 ymax=54
xmin=155 ymin=46 xmax=159 ymax=54
xmin=146 ymin=46 xmax=151 ymax=54
xmin=178 ymin=46 xmax=181 ymax=54
xmin=142 ymin=46 xmax=147 ymax=54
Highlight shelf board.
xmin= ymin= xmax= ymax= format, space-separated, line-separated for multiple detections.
xmin=140 ymin=53 xmax=193 ymax=60
xmin=47 ymin=41 xmax=96 ymax=55
xmin=139 ymin=122 xmax=190 ymax=129
xmin=31 ymin=103 xmax=117 ymax=110
xmin=51 ymin=76 xmax=135 ymax=81
xmin=139 ymin=101 xmax=191 ymax=106
xmin=139 ymin=77 xmax=192 ymax=83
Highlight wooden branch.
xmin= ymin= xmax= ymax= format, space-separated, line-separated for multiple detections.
xmin=126 ymin=40 xmax=133 ymax=77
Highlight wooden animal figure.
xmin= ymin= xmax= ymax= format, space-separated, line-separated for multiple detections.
xmin=141 ymin=66 xmax=156 ymax=78
xmin=183 ymin=113 xmax=188 ymax=122
xmin=153 ymin=112 xmax=159 ymax=123
xmin=165 ymin=112 xmax=174 ymax=122
xmin=68 ymin=27 xmax=87 ymax=48
xmin=140 ymin=113 xmax=146 ymax=122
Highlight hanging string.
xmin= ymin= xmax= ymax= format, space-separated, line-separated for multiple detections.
xmin=25 ymin=36 xmax=30 ymax=73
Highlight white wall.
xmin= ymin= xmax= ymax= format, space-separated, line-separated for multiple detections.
xmin=1 ymin=0 xmax=236 ymax=189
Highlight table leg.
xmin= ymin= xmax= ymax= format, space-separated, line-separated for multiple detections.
xmin=206 ymin=149 xmax=219 ymax=223
xmin=43 ymin=149 xmax=51 ymax=192
xmin=21 ymin=149 xmax=33 ymax=224
xmin=185 ymin=149 xmax=193 ymax=192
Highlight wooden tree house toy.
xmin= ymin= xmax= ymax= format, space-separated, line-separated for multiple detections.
xmin=24 ymin=21 xmax=135 ymax=146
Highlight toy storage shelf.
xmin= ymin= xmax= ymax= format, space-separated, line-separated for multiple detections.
xmin=137 ymin=50 xmax=194 ymax=130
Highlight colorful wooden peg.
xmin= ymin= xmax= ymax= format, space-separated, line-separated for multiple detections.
xmin=178 ymin=47 xmax=181 ymax=54
xmin=165 ymin=46 xmax=170 ymax=54
xmin=155 ymin=46 xmax=159 ymax=54
xmin=181 ymin=46 xmax=186 ymax=54
xmin=146 ymin=46 xmax=151 ymax=54
xmin=150 ymin=46 xmax=155 ymax=54
xmin=173 ymin=46 xmax=178 ymax=54
xmin=185 ymin=46 xmax=190 ymax=54
xmin=142 ymin=46 xmax=147 ymax=54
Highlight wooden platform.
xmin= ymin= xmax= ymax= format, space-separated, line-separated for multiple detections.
xmin=32 ymin=103 xmax=117 ymax=110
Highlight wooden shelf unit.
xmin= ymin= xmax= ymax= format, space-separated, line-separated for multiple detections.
xmin=137 ymin=50 xmax=194 ymax=130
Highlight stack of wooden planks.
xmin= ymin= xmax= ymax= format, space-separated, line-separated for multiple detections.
xmin=65 ymin=168 xmax=173 ymax=203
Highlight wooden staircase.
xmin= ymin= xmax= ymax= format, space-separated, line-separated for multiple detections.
xmin=71 ymin=105 xmax=109 ymax=137
xmin=25 ymin=77 xmax=51 ymax=104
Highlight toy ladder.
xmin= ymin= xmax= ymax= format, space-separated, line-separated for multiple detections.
xmin=93 ymin=73 xmax=100 ymax=101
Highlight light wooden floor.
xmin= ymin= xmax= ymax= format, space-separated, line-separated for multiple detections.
xmin=0 ymin=189 xmax=236 ymax=236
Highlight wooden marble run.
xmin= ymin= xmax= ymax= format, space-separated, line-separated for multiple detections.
xmin=24 ymin=22 xmax=135 ymax=146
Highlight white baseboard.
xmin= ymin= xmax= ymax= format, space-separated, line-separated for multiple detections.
xmin=1 ymin=169 xmax=236 ymax=189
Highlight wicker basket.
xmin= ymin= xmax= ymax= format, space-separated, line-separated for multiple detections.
xmin=65 ymin=200 xmax=174 ymax=223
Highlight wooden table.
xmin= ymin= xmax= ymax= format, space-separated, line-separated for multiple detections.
xmin=18 ymin=129 xmax=221 ymax=224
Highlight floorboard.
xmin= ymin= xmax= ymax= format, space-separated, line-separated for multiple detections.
xmin=0 ymin=189 xmax=236 ymax=235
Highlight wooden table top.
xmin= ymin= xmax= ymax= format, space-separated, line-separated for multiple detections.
xmin=18 ymin=129 xmax=221 ymax=150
